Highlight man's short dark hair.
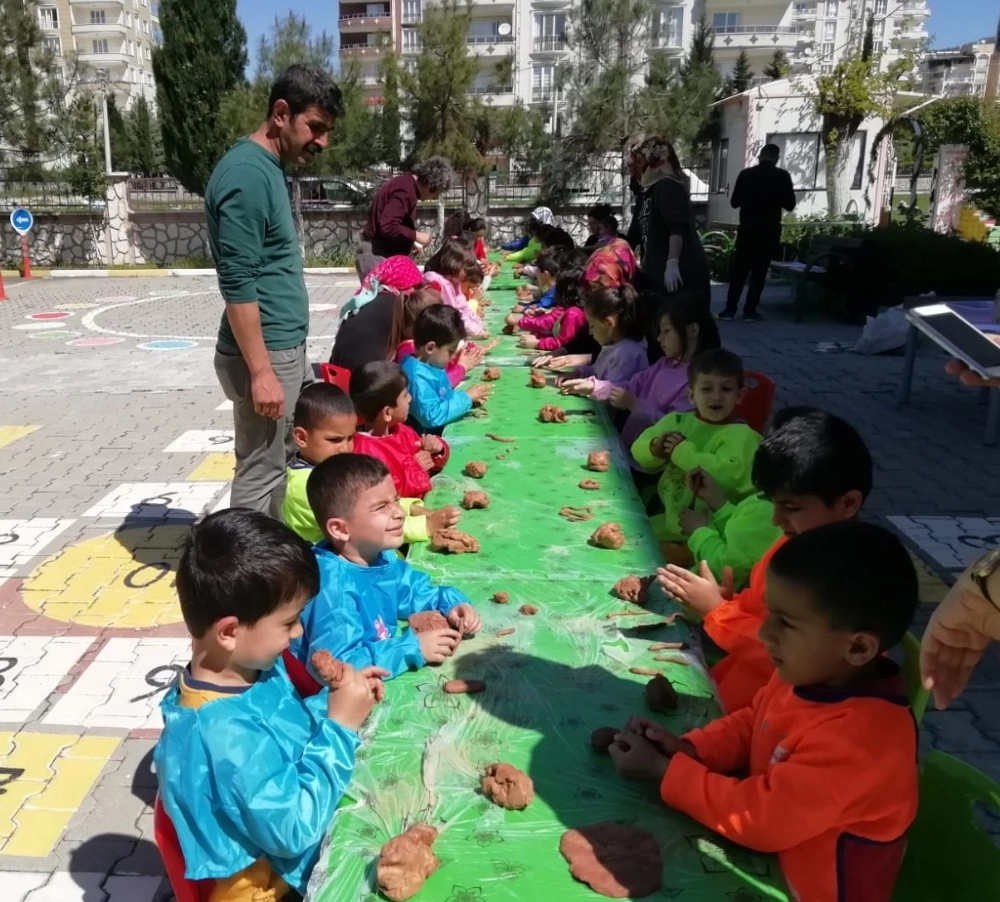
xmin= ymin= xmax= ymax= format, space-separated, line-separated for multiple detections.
xmin=307 ymin=453 xmax=391 ymax=528
xmin=293 ymin=382 xmax=356 ymax=430
xmin=753 ymin=408 xmax=873 ymax=504
xmin=350 ymin=361 xmax=409 ymax=423
xmin=268 ymin=64 xmax=344 ymax=119
xmin=176 ymin=508 xmax=319 ymax=639
xmin=412 ymin=303 xmax=466 ymax=348
xmin=688 ymin=348 xmax=745 ymax=387
xmin=769 ymin=521 xmax=917 ymax=650
xmin=760 ymin=143 xmax=781 ymax=162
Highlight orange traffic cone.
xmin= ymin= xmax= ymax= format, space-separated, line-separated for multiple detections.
xmin=0 ymin=270 xmax=7 ymax=301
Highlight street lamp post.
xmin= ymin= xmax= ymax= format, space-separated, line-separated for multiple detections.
xmin=96 ymin=68 xmax=113 ymax=175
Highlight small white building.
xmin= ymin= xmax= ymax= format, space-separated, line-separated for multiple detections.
xmin=706 ymin=77 xmax=891 ymax=227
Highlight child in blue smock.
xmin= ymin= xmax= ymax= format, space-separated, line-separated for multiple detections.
xmin=292 ymin=453 xmax=483 ymax=682
xmin=154 ymin=509 xmax=386 ymax=900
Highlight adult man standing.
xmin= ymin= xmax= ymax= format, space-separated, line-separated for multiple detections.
xmin=721 ymin=143 xmax=796 ymax=322
xmin=208 ymin=64 xmax=343 ymax=517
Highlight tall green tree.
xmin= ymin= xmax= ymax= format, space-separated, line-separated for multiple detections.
xmin=763 ymin=49 xmax=791 ymax=80
xmin=63 ymin=96 xmax=106 ymax=203
xmin=106 ymin=94 xmax=130 ymax=172
xmin=379 ymin=50 xmax=403 ymax=167
xmin=402 ymin=0 xmax=480 ymax=171
xmin=316 ymin=67 xmax=382 ymax=174
xmin=255 ymin=11 xmax=335 ymax=81
xmin=126 ymin=97 xmax=164 ymax=176
xmin=153 ymin=0 xmax=248 ymax=196
xmin=724 ymin=50 xmax=754 ymax=96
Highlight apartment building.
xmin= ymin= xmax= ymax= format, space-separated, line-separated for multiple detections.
xmin=35 ymin=0 xmax=160 ymax=108
xmin=920 ymin=38 xmax=999 ymax=98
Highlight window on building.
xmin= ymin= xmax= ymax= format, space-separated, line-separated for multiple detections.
xmin=873 ymin=0 xmax=887 ymax=14
xmin=710 ymin=138 xmax=729 ymax=192
xmin=850 ymin=131 xmax=867 ymax=190
xmin=712 ymin=13 xmax=741 ymax=32
xmin=402 ymin=0 xmax=421 ymax=23
xmin=821 ymin=41 xmax=835 ymax=59
xmin=43 ymin=36 xmax=61 ymax=54
xmin=402 ymin=27 xmax=421 ymax=52
xmin=90 ymin=10 xmax=106 ymax=24
xmin=145 ymin=46 xmax=151 ymax=60
xmin=823 ymin=21 xmax=836 ymax=41
xmin=93 ymin=39 xmax=109 ymax=54
xmin=38 ymin=7 xmax=58 ymax=29
xmin=825 ymin=0 xmax=837 ymax=16
xmin=533 ymin=13 xmax=566 ymax=50
xmin=126 ymin=13 xmax=132 ymax=26
xmin=654 ymin=6 xmax=684 ymax=47
xmin=532 ymin=64 xmax=555 ymax=101
xmin=767 ymin=132 xmax=821 ymax=189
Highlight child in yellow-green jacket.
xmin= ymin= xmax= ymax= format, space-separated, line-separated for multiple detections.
xmin=632 ymin=349 xmax=760 ymax=543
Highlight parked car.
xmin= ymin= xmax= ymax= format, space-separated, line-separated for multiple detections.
xmin=295 ymin=176 xmax=375 ymax=208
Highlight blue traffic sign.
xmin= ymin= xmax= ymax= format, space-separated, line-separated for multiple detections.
xmin=10 ymin=208 xmax=33 ymax=235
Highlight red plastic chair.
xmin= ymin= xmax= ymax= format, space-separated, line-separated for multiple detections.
xmin=153 ymin=795 xmax=215 ymax=902
xmin=318 ymin=363 xmax=351 ymax=393
xmin=282 ymin=648 xmax=323 ymax=697
xmin=735 ymin=370 xmax=776 ymax=434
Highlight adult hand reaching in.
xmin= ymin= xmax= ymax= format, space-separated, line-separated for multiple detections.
xmin=945 ymin=335 xmax=1000 ymax=387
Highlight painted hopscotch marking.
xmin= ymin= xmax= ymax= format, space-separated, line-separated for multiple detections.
xmin=81 ymin=482 xmax=227 ymax=520
xmin=42 ymin=638 xmax=190 ymax=731
xmin=0 ymin=425 xmax=40 ymax=451
xmin=0 ymin=518 xmax=75 ymax=579
xmin=0 ymin=637 xmax=93 ymax=723
xmin=163 ymin=430 xmax=234 ymax=453
xmin=889 ymin=515 xmax=1000 ymax=573
xmin=186 ymin=453 xmax=235 ymax=482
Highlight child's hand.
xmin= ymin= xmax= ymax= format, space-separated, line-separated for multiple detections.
xmin=415 ymin=450 xmax=435 ymax=471
xmin=466 ymin=384 xmax=492 ymax=405
xmin=661 ymin=432 xmax=685 ymax=458
xmin=608 ymin=387 xmax=636 ymax=411
xmin=525 ymin=307 xmax=542 ymax=317
xmin=686 ymin=468 xmax=726 ymax=511
xmin=678 ymin=509 xmax=710 ymax=535
xmin=518 ymin=334 xmax=540 ymax=350
xmin=532 ymin=354 xmax=554 ymax=368
xmin=421 ymin=434 xmax=444 ymax=454
xmin=513 ymin=264 xmax=524 ymax=276
xmin=608 ymin=730 xmax=670 ymax=783
xmin=559 ymin=378 xmax=593 ymax=397
xmin=544 ymin=355 xmax=573 ymax=370
xmin=424 ymin=505 xmax=461 ymax=535
xmin=622 ymin=716 xmax=698 ymax=760
xmin=656 ymin=561 xmax=732 ymax=617
xmin=648 ymin=434 xmax=672 ymax=459
xmin=447 ymin=603 xmax=482 ymax=635
xmin=419 ymin=627 xmax=462 ymax=664
xmin=326 ymin=663 xmax=388 ymax=731
xmin=512 ymin=303 xmax=526 ymax=314
xmin=457 ymin=345 xmax=485 ymax=369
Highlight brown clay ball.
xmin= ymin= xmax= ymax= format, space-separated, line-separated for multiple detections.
xmin=310 ymin=650 xmax=347 ymax=689
xmin=482 ymin=762 xmax=535 ymax=810
xmin=377 ymin=826 xmax=441 ymax=902
xmin=529 ymin=369 xmax=547 ymax=388
xmin=539 ymin=404 xmax=568 ymax=423
xmin=461 ymin=490 xmax=490 ymax=510
xmin=491 ymin=591 xmax=510 ymax=605
xmin=612 ymin=575 xmax=654 ymax=604
xmin=559 ymin=822 xmax=662 ymax=899
xmin=482 ymin=367 xmax=502 ymax=381
xmin=579 ymin=478 xmax=601 ymax=491
xmin=408 ymin=611 xmax=450 ymax=634
xmin=590 ymin=726 xmax=619 ymax=753
xmin=430 ymin=528 xmax=481 ymax=554
xmin=464 ymin=461 xmax=488 ymax=479
xmin=519 ymin=604 xmax=539 ymax=616
xmin=590 ymin=522 xmax=625 ymax=550
xmin=645 ymin=674 xmax=679 ymax=712
xmin=501 ymin=322 xmax=515 ymax=335
xmin=585 ymin=451 xmax=611 ymax=472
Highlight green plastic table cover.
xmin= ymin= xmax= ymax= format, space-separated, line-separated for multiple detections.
xmin=304 ymin=263 xmax=788 ymax=902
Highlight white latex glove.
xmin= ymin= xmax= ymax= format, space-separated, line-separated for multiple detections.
xmin=663 ymin=259 xmax=683 ymax=292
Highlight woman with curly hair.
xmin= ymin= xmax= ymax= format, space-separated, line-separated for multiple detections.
xmin=355 ymin=156 xmax=454 ymax=280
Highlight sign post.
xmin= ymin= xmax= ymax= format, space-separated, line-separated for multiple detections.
xmin=10 ymin=208 xmax=34 ymax=280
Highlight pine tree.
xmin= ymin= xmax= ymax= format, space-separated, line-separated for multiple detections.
xmin=255 ymin=12 xmax=335 ymax=81
xmin=152 ymin=0 xmax=248 ymax=196
xmin=763 ymin=49 xmax=791 ymax=80
xmin=725 ymin=50 xmax=754 ymax=96
xmin=106 ymin=94 xmax=130 ymax=172
xmin=127 ymin=97 xmax=164 ymax=176
xmin=378 ymin=51 xmax=402 ymax=167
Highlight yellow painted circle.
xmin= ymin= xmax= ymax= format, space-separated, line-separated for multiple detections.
xmin=21 ymin=527 xmax=187 ymax=628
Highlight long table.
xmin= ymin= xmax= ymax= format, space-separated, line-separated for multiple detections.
xmin=305 ymin=265 xmax=788 ymax=901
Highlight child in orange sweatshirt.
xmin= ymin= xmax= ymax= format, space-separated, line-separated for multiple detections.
xmin=610 ymin=520 xmax=919 ymax=902
xmin=657 ymin=408 xmax=873 ymax=712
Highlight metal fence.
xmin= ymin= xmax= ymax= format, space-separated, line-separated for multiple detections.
xmin=127 ymin=177 xmax=202 ymax=211
xmin=0 ymin=174 xmax=105 ymax=213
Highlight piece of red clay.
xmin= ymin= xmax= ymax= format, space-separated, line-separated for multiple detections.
xmin=519 ymin=604 xmax=539 ymax=616
xmin=590 ymin=726 xmax=619 ymax=753
xmin=495 ymin=628 xmax=515 ymax=637
xmin=485 ymin=432 xmax=516 ymax=443
xmin=579 ymin=478 xmax=601 ymax=491
xmin=650 ymin=642 xmax=686 ymax=651
xmin=443 ymin=680 xmax=486 ymax=694
xmin=629 ymin=667 xmax=662 ymax=676
xmin=491 ymin=591 xmax=510 ymax=605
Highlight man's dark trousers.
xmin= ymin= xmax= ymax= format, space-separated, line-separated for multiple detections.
xmin=724 ymin=227 xmax=777 ymax=317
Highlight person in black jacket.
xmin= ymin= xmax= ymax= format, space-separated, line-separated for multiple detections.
xmin=722 ymin=144 xmax=797 ymax=322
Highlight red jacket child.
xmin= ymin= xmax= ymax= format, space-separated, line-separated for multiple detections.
xmin=354 ymin=426 xmax=449 ymax=499
xmin=518 ymin=305 xmax=588 ymax=353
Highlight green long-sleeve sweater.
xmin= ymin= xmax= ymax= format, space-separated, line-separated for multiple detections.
xmin=506 ymin=237 xmax=543 ymax=264
xmin=687 ymin=493 xmax=782 ymax=589
xmin=632 ymin=412 xmax=761 ymax=542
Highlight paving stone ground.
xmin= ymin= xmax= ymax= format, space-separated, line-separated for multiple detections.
xmin=0 ymin=273 xmax=997 ymax=899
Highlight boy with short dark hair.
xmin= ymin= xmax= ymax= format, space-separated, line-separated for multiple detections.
xmin=291 ymin=453 xmax=482 ymax=682
xmin=401 ymin=304 xmax=491 ymax=433
xmin=612 ymin=521 xmax=918 ymax=902
xmin=154 ymin=508 xmax=385 ymax=900
xmin=632 ymin=348 xmax=761 ymax=543
xmin=281 ymin=382 xmax=458 ymax=546
xmin=659 ymin=407 xmax=874 ymax=711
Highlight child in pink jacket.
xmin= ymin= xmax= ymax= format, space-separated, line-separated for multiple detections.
xmin=509 ymin=266 xmax=589 ymax=353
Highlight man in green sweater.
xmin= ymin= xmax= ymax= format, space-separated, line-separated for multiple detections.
xmin=209 ymin=64 xmax=343 ymax=517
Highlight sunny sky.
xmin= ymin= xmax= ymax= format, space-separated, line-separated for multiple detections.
xmin=234 ymin=0 xmax=999 ymax=70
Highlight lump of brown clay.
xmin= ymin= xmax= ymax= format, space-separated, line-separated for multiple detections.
xmin=560 ymin=822 xmax=662 ymax=899
xmin=464 ymin=461 xmax=487 ymax=479
xmin=559 ymin=505 xmax=594 ymax=522
xmin=408 ymin=611 xmax=449 ymax=634
xmin=519 ymin=604 xmax=539 ymax=616
xmin=430 ymin=528 xmax=481 ymax=554
xmin=461 ymin=490 xmax=490 ymax=510
xmin=529 ymin=369 xmax=546 ymax=388
xmin=482 ymin=763 xmax=534 ymax=809
xmin=590 ymin=726 xmax=619 ymax=753
xmin=579 ymin=478 xmax=601 ymax=491
xmin=443 ymin=679 xmax=486 ymax=694
xmin=645 ymin=674 xmax=679 ymax=712
xmin=501 ymin=322 xmax=515 ymax=335
xmin=612 ymin=575 xmax=654 ymax=604
xmin=310 ymin=650 xmax=346 ymax=688
xmin=539 ymin=404 xmax=568 ymax=423
xmin=585 ymin=451 xmax=611 ymax=472
xmin=377 ymin=825 xmax=441 ymax=902
xmin=491 ymin=591 xmax=510 ymax=604
xmin=482 ymin=367 xmax=502 ymax=381
xmin=590 ymin=522 xmax=625 ymax=550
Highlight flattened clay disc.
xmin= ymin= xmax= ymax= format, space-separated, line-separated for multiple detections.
xmin=560 ymin=822 xmax=662 ymax=899
xmin=443 ymin=679 xmax=486 ymax=694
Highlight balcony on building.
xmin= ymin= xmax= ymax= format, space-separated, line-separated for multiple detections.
xmin=467 ymin=20 xmax=514 ymax=56
xmin=530 ymin=86 xmax=555 ymax=104
xmin=899 ymin=0 xmax=930 ymax=17
xmin=339 ymin=3 xmax=393 ymax=34
xmin=791 ymin=1 xmax=817 ymax=18
xmin=531 ymin=35 xmax=567 ymax=54
xmin=77 ymin=50 xmax=132 ymax=67
xmin=531 ymin=0 xmax=570 ymax=8
xmin=340 ymin=39 xmax=387 ymax=58
xmin=710 ymin=24 xmax=802 ymax=53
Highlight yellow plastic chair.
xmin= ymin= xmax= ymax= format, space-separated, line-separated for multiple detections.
xmin=900 ymin=631 xmax=930 ymax=725
xmin=892 ymin=751 xmax=1000 ymax=901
